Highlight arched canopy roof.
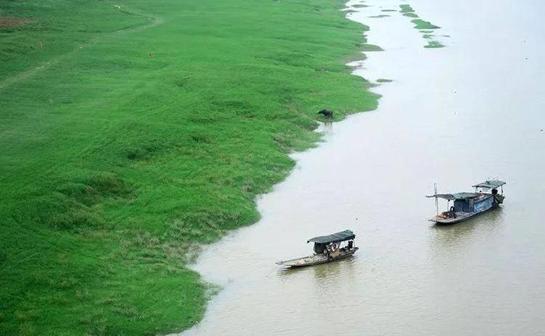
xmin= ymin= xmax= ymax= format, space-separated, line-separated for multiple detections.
xmin=307 ymin=230 xmax=355 ymax=244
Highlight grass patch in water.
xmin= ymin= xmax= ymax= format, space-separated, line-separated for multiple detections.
xmin=369 ymin=15 xmax=390 ymax=18
xmin=425 ymin=40 xmax=445 ymax=48
xmin=399 ymin=4 xmax=443 ymax=48
xmin=399 ymin=5 xmax=419 ymax=18
xmin=399 ymin=4 xmax=415 ymax=13
xmin=0 ymin=0 xmax=379 ymax=334
xmin=412 ymin=18 xmax=440 ymax=30
xmin=361 ymin=43 xmax=384 ymax=51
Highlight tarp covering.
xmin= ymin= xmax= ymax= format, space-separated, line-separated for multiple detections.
xmin=427 ymin=192 xmax=481 ymax=201
xmin=307 ymin=230 xmax=355 ymax=244
xmin=472 ymin=180 xmax=506 ymax=189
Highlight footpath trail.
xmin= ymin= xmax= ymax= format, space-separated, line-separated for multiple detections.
xmin=0 ymin=6 xmax=162 ymax=91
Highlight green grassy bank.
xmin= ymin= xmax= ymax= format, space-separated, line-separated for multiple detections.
xmin=0 ymin=0 xmax=378 ymax=334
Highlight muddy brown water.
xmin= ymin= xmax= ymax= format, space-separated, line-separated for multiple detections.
xmin=179 ymin=0 xmax=545 ymax=335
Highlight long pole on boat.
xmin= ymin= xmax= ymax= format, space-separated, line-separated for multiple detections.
xmin=434 ymin=183 xmax=438 ymax=216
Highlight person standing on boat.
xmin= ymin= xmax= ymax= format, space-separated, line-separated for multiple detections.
xmin=324 ymin=245 xmax=331 ymax=260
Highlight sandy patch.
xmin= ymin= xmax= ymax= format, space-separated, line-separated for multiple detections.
xmin=0 ymin=17 xmax=29 ymax=28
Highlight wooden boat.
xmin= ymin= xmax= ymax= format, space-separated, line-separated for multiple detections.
xmin=427 ymin=180 xmax=506 ymax=225
xmin=276 ymin=230 xmax=359 ymax=268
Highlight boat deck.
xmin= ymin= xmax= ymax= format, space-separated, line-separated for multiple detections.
xmin=431 ymin=205 xmax=498 ymax=224
xmin=276 ymin=247 xmax=359 ymax=268
xmin=431 ymin=212 xmax=478 ymax=224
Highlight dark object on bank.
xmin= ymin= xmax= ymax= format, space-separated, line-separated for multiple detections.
xmin=426 ymin=180 xmax=506 ymax=225
xmin=276 ymin=230 xmax=358 ymax=268
xmin=317 ymin=109 xmax=334 ymax=118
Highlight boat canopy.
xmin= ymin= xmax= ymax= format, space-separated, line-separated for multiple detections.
xmin=472 ymin=180 xmax=506 ymax=189
xmin=307 ymin=230 xmax=355 ymax=244
xmin=427 ymin=192 xmax=481 ymax=201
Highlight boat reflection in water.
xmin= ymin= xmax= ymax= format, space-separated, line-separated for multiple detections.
xmin=276 ymin=230 xmax=358 ymax=268
xmin=427 ymin=180 xmax=506 ymax=225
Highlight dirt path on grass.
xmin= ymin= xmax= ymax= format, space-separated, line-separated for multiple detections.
xmin=0 ymin=7 xmax=163 ymax=92
xmin=0 ymin=17 xmax=30 ymax=28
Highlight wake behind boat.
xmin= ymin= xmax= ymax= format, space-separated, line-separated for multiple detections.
xmin=276 ymin=230 xmax=358 ymax=268
xmin=427 ymin=180 xmax=506 ymax=225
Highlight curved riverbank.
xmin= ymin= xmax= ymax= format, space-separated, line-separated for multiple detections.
xmin=177 ymin=0 xmax=545 ymax=335
xmin=0 ymin=0 xmax=378 ymax=334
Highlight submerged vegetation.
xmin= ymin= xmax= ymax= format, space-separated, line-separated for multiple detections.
xmin=399 ymin=4 xmax=445 ymax=48
xmin=0 ymin=0 xmax=377 ymax=334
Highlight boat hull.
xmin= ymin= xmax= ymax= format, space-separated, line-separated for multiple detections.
xmin=431 ymin=204 xmax=499 ymax=225
xmin=276 ymin=247 xmax=359 ymax=268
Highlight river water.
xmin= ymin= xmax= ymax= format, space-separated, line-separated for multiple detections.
xmin=179 ymin=0 xmax=545 ymax=335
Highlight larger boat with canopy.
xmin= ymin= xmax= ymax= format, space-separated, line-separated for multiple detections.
xmin=276 ymin=230 xmax=358 ymax=268
xmin=427 ymin=180 xmax=506 ymax=224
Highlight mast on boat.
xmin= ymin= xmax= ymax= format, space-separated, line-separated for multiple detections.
xmin=434 ymin=183 xmax=438 ymax=216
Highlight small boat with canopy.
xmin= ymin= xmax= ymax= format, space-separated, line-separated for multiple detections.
xmin=276 ymin=230 xmax=358 ymax=268
xmin=427 ymin=180 xmax=506 ymax=225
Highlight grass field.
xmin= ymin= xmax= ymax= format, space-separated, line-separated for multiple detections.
xmin=0 ymin=0 xmax=378 ymax=334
